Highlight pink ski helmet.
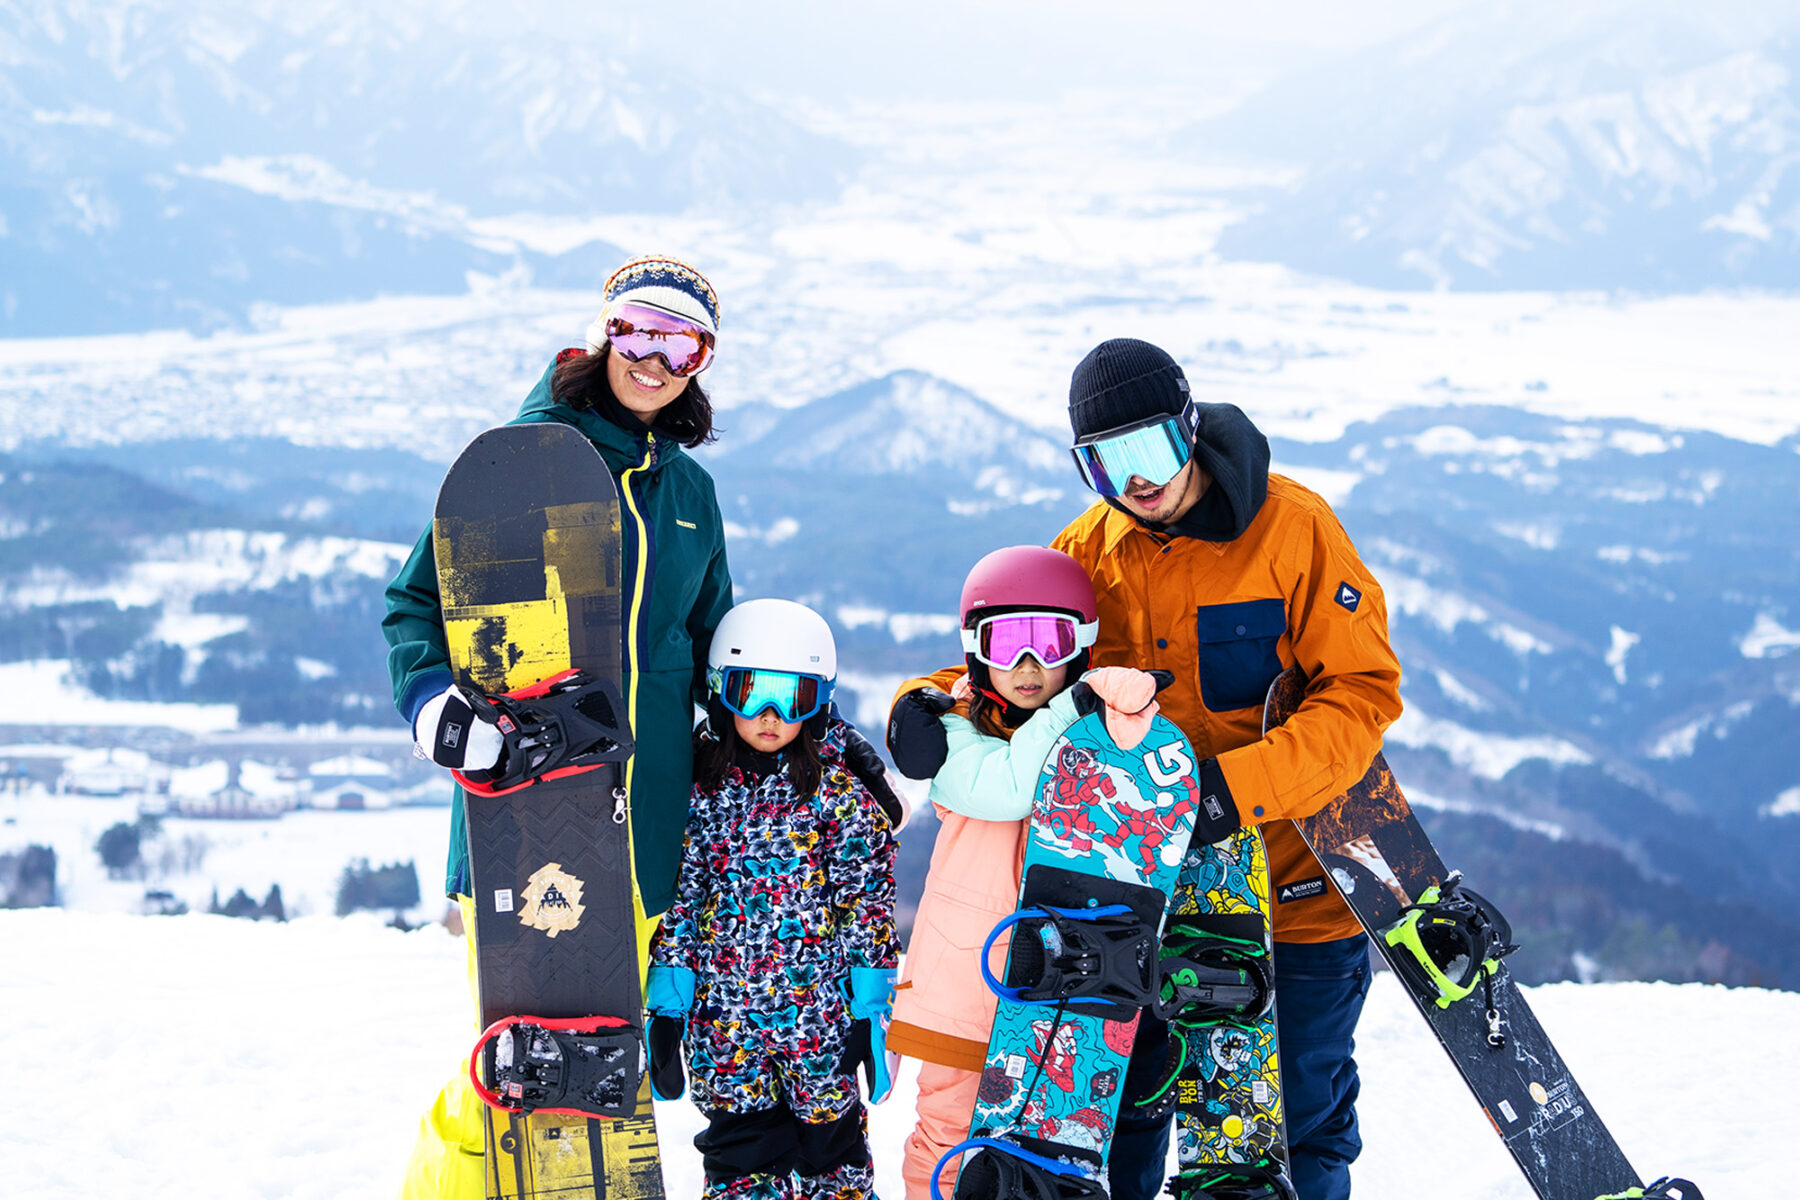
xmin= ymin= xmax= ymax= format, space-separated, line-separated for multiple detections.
xmin=960 ymin=545 xmax=1099 ymax=627
xmin=958 ymin=546 xmax=1099 ymax=696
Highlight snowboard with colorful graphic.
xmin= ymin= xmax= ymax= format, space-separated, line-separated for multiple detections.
xmin=435 ymin=422 xmax=663 ymax=1200
xmin=1267 ymin=667 xmax=1673 ymax=1200
xmin=1161 ymin=826 xmax=1291 ymax=1199
xmin=941 ymin=711 xmax=1205 ymax=1199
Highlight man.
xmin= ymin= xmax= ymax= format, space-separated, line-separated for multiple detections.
xmin=888 ymin=338 xmax=1403 ymax=1200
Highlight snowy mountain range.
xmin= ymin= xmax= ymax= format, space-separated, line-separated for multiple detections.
xmin=0 ymin=0 xmax=854 ymax=334
xmin=1202 ymin=0 xmax=1800 ymax=288
xmin=6 ymin=0 xmax=1800 ymax=995
xmin=7 ymin=366 xmax=1799 ymax=987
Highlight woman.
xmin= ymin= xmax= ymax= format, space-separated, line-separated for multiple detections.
xmin=382 ymin=254 xmax=735 ymax=1200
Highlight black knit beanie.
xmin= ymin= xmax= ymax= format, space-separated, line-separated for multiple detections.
xmin=1068 ymin=338 xmax=1190 ymax=440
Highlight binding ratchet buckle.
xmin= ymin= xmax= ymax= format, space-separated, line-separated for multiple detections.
xmin=454 ymin=669 xmax=634 ymax=797
xmin=979 ymin=903 xmax=1160 ymax=1020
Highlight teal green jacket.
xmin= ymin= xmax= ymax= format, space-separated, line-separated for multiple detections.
xmin=381 ymin=356 xmax=735 ymax=915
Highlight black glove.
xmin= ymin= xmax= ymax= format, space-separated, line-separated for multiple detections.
xmin=647 ymin=1015 xmax=686 ymax=1101
xmin=1194 ymin=756 xmax=1243 ymax=847
xmin=838 ymin=712 xmax=910 ymax=830
xmin=1147 ymin=669 xmax=1175 ymax=693
xmin=886 ymin=687 xmax=955 ymax=780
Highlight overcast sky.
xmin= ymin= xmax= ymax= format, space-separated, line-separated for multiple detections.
xmin=468 ymin=1 xmax=1485 ymax=104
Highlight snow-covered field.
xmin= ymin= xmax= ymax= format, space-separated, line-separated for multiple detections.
xmin=0 ymin=908 xmax=1778 ymax=1199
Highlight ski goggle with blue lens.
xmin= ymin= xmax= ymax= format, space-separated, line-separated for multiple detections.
xmin=709 ymin=666 xmax=834 ymax=724
xmin=1070 ymin=401 xmax=1202 ymax=499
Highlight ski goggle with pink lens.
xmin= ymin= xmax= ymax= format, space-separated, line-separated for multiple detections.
xmin=1070 ymin=400 xmax=1201 ymax=499
xmin=710 ymin=666 xmax=834 ymax=724
xmin=604 ymin=302 xmax=716 ymax=377
xmin=960 ymin=611 xmax=1099 ymax=671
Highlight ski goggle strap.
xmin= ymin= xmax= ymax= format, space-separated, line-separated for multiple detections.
xmin=710 ymin=666 xmax=832 ymax=724
xmin=603 ymin=302 xmax=716 ymax=377
xmin=960 ymin=611 xmax=1098 ymax=670
xmin=1070 ymin=401 xmax=1201 ymax=498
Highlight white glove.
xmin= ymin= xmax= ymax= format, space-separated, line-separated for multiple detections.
xmin=412 ymin=685 xmax=503 ymax=771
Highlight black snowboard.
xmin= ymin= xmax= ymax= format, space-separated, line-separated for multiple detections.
xmin=1265 ymin=667 xmax=1647 ymax=1200
xmin=435 ymin=422 xmax=662 ymax=1200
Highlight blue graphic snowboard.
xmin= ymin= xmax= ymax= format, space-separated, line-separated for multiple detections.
xmin=941 ymin=711 xmax=1205 ymax=1198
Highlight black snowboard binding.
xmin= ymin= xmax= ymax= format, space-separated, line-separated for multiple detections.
xmin=455 ymin=668 xmax=634 ymax=798
xmin=1165 ymin=1161 xmax=1298 ymax=1200
xmin=941 ymin=1138 xmax=1108 ymax=1200
xmin=983 ymin=901 xmax=1161 ymax=1020
xmin=1596 ymin=1178 xmax=1705 ymax=1200
xmin=1154 ymin=919 xmax=1275 ymax=1025
xmin=1383 ymin=871 xmax=1518 ymax=1043
xmin=469 ymin=1014 xmax=645 ymax=1119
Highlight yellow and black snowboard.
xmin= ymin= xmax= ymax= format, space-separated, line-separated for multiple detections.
xmin=435 ymin=421 xmax=663 ymax=1200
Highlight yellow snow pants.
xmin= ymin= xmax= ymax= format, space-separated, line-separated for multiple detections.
xmin=396 ymin=894 xmax=660 ymax=1200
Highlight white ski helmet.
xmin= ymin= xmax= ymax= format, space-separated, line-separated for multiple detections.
xmin=707 ymin=598 xmax=835 ymax=686
xmin=705 ymin=598 xmax=838 ymax=737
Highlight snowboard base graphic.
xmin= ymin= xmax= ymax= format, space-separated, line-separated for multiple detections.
xmin=1164 ymin=826 xmax=1290 ymax=1198
xmin=1266 ymin=667 xmax=1646 ymax=1200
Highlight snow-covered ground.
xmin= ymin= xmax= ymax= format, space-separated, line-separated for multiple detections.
xmin=0 ymin=908 xmax=1777 ymax=1199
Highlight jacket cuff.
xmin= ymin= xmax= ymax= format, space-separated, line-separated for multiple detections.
xmin=400 ymin=670 xmax=455 ymax=726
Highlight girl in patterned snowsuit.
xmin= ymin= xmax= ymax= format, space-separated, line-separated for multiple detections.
xmin=647 ymin=599 xmax=901 ymax=1200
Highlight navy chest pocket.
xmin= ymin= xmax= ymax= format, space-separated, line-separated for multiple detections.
xmin=1195 ymin=598 xmax=1287 ymax=712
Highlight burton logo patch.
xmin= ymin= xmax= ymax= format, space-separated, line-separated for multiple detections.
xmin=1336 ymin=582 xmax=1363 ymax=612
xmin=518 ymin=862 xmax=585 ymax=937
xmin=1277 ymin=876 xmax=1329 ymax=904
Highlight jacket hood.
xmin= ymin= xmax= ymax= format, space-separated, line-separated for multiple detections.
xmin=1110 ymin=401 xmax=1270 ymax=543
xmin=513 ymin=354 xmax=686 ymax=475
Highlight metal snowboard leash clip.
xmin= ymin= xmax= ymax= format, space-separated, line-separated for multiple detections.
xmin=1381 ymin=870 xmax=1519 ymax=1046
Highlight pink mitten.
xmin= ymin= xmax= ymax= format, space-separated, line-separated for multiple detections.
xmin=950 ymin=675 xmax=975 ymax=703
xmin=1082 ymin=667 xmax=1160 ymax=751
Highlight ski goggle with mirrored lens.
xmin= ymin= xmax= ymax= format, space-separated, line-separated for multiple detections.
xmin=604 ymin=302 xmax=717 ymax=377
xmin=710 ymin=666 xmax=834 ymax=724
xmin=960 ymin=611 xmax=1099 ymax=671
xmin=1070 ymin=402 xmax=1201 ymax=499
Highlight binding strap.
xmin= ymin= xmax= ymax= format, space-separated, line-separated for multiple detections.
xmin=980 ymin=903 xmax=1160 ymax=1019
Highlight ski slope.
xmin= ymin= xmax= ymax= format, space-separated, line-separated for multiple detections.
xmin=0 ymin=908 xmax=1780 ymax=1199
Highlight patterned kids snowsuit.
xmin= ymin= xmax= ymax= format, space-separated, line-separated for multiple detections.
xmin=651 ymin=718 xmax=900 ymax=1200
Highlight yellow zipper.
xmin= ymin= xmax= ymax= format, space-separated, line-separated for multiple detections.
xmin=619 ymin=432 xmax=655 ymax=802
xmin=618 ymin=433 xmax=655 ymax=950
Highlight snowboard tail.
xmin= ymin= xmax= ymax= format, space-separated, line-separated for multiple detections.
xmin=435 ymin=423 xmax=662 ymax=1200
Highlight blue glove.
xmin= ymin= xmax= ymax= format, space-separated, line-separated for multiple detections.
xmin=841 ymin=966 xmax=896 ymax=1104
xmin=645 ymin=965 xmax=696 ymax=1102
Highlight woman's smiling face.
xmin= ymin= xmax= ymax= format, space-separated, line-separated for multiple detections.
xmin=606 ymin=344 xmax=691 ymax=423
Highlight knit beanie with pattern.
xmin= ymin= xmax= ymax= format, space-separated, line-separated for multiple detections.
xmin=584 ymin=254 xmax=720 ymax=354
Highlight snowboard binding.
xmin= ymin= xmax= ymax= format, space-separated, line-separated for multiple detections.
xmin=454 ymin=669 xmax=635 ymax=798
xmin=1153 ymin=919 xmax=1274 ymax=1025
xmin=1165 ymin=1161 xmax=1297 ymax=1200
xmin=469 ymin=1014 xmax=645 ymax=1119
xmin=1383 ymin=871 xmax=1517 ymax=1020
xmin=1596 ymin=1178 xmax=1705 ymax=1200
xmin=936 ymin=1137 xmax=1108 ymax=1200
xmin=981 ymin=902 xmax=1161 ymax=1020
